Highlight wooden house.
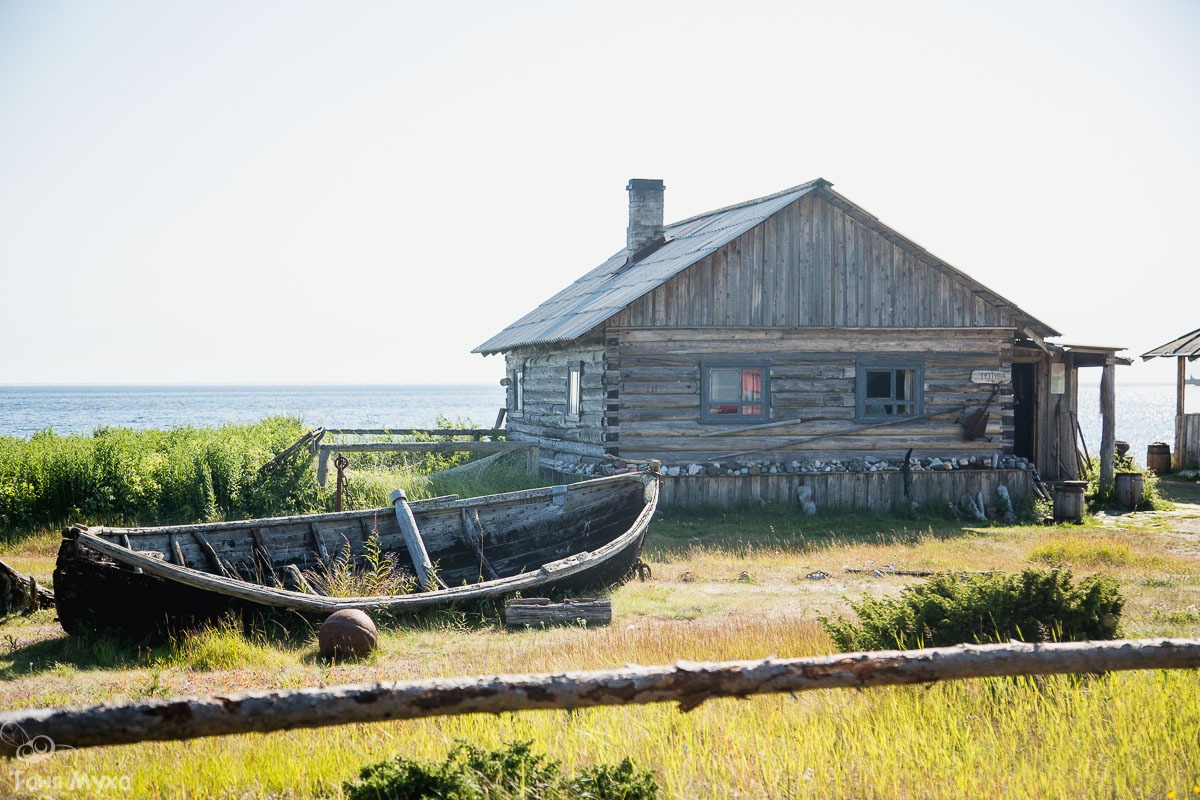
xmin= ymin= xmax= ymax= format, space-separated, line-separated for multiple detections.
xmin=475 ymin=179 xmax=1125 ymax=508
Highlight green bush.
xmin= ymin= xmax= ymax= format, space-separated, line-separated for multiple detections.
xmin=0 ymin=417 xmax=324 ymax=537
xmin=1084 ymin=454 xmax=1166 ymax=510
xmin=344 ymin=741 xmax=659 ymax=800
xmin=821 ymin=568 xmax=1123 ymax=651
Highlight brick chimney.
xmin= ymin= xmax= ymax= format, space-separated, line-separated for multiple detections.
xmin=626 ymin=179 xmax=665 ymax=256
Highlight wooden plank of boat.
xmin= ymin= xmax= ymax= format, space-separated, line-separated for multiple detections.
xmin=169 ymin=534 xmax=186 ymax=567
xmin=309 ymin=522 xmax=332 ymax=566
xmin=460 ymin=509 xmax=499 ymax=581
xmin=73 ymin=530 xmax=554 ymax=613
xmin=191 ymin=531 xmax=234 ymax=579
xmin=1 ymin=557 xmax=55 ymax=613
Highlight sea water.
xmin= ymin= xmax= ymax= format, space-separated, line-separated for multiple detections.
xmin=1077 ymin=381 xmax=1200 ymax=469
xmin=0 ymin=385 xmax=505 ymax=439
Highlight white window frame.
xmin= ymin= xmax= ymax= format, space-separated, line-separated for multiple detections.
xmin=567 ymin=362 xmax=582 ymax=419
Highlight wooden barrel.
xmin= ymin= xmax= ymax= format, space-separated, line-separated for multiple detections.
xmin=1053 ymin=481 xmax=1087 ymax=522
xmin=1147 ymin=443 xmax=1172 ymax=475
xmin=1115 ymin=472 xmax=1144 ymax=510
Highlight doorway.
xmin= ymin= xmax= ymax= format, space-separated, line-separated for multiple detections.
xmin=1012 ymin=363 xmax=1036 ymax=461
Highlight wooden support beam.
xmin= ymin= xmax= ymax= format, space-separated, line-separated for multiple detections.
xmin=2 ymin=638 xmax=1197 ymax=756
xmin=169 ymin=535 xmax=186 ymax=567
xmin=390 ymin=489 xmax=441 ymax=589
xmin=190 ymin=532 xmax=232 ymax=579
xmin=315 ymin=441 xmax=527 ymax=486
xmin=1100 ymin=362 xmax=1116 ymax=496
xmin=319 ymin=442 xmax=526 ymax=455
xmin=1177 ymin=357 xmax=1187 ymax=469
xmin=309 ymin=523 xmax=331 ymax=567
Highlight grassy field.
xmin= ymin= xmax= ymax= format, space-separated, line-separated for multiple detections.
xmin=0 ymin=477 xmax=1198 ymax=798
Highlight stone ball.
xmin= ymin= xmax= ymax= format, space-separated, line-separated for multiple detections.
xmin=319 ymin=609 xmax=377 ymax=659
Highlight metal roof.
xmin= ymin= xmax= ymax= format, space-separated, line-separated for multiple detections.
xmin=1143 ymin=327 xmax=1200 ymax=361
xmin=474 ymin=181 xmax=823 ymax=354
xmin=474 ymin=179 xmax=1059 ymax=355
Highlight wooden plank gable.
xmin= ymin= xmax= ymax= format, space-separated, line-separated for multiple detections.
xmin=610 ymin=191 xmax=1019 ymax=331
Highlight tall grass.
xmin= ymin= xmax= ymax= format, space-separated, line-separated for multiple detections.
xmin=2 ymin=619 xmax=1196 ymax=799
xmin=0 ymin=417 xmax=322 ymax=539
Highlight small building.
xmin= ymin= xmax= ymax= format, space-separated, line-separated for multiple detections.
xmin=475 ymin=179 xmax=1124 ymax=508
xmin=1143 ymin=328 xmax=1200 ymax=469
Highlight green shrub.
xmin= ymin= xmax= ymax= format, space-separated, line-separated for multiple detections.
xmin=0 ymin=417 xmax=324 ymax=538
xmin=344 ymin=741 xmax=659 ymax=800
xmin=821 ymin=569 xmax=1123 ymax=651
xmin=1084 ymin=455 xmax=1166 ymax=510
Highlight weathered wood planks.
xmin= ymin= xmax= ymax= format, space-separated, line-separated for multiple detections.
xmin=658 ymin=469 xmax=1033 ymax=512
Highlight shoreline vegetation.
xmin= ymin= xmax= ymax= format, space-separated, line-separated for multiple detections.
xmin=0 ymin=417 xmax=535 ymax=544
xmin=0 ymin=419 xmax=1198 ymax=797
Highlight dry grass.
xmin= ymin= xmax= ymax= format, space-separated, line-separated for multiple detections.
xmin=1 ymin=503 xmax=1199 ymax=798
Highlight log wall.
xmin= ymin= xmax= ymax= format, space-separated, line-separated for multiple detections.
xmin=606 ymin=326 xmax=1014 ymax=464
xmin=1181 ymin=413 xmax=1200 ymax=469
xmin=504 ymin=342 xmax=606 ymax=460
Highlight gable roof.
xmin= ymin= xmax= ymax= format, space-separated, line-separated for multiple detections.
xmin=474 ymin=179 xmax=1058 ymax=355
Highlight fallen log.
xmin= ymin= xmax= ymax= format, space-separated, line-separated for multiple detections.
xmin=1 ymin=638 xmax=1197 ymax=757
xmin=842 ymin=567 xmax=1001 ymax=578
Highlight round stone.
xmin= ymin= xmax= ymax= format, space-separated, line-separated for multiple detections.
xmin=319 ymin=609 xmax=377 ymax=659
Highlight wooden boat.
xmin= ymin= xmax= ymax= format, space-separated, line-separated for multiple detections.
xmin=53 ymin=470 xmax=659 ymax=636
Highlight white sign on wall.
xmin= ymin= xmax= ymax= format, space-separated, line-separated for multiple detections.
xmin=970 ymin=370 xmax=1011 ymax=385
xmin=1050 ymin=363 xmax=1066 ymax=395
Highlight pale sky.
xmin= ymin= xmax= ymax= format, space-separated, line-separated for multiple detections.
xmin=2 ymin=0 xmax=1197 ymax=386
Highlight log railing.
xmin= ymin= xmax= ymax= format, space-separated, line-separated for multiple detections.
xmin=2 ymin=638 xmax=1197 ymax=757
xmin=296 ymin=428 xmax=539 ymax=485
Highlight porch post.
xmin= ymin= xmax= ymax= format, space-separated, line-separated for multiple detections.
xmin=1177 ymin=357 xmax=1187 ymax=469
xmin=1099 ymin=361 xmax=1116 ymax=497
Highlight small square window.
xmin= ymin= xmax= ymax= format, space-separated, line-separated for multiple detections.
xmin=701 ymin=363 xmax=769 ymax=423
xmin=857 ymin=364 xmax=923 ymax=419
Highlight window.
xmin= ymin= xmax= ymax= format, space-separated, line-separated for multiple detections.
xmin=567 ymin=363 xmax=582 ymax=419
xmin=701 ymin=363 xmax=769 ymax=423
xmin=511 ymin=366 xmax=524 ymax=413
xmin=857 ymin=363 xmax=923 ymax=419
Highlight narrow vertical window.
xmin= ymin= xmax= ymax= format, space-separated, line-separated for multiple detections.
xmin=567 ymin=363 xmax=582 ymax=419
xmin=511 ymin=367 xmax=524 ymax=413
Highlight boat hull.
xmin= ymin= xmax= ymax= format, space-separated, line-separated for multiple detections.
xmin=54 ymin=472 xmax=658 ymax=637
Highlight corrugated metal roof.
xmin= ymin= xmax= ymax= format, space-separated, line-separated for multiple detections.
xmin=474 ymin=181 xmax=822 ymax=354
xmin=1143 ymin=327 xmax=1200 ymax=360
xmin=474 ymin=179 xmax=1059 ymax=354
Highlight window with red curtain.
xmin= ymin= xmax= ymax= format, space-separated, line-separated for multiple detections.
xmin=703 ymin=364 xmax=768 ymax=422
